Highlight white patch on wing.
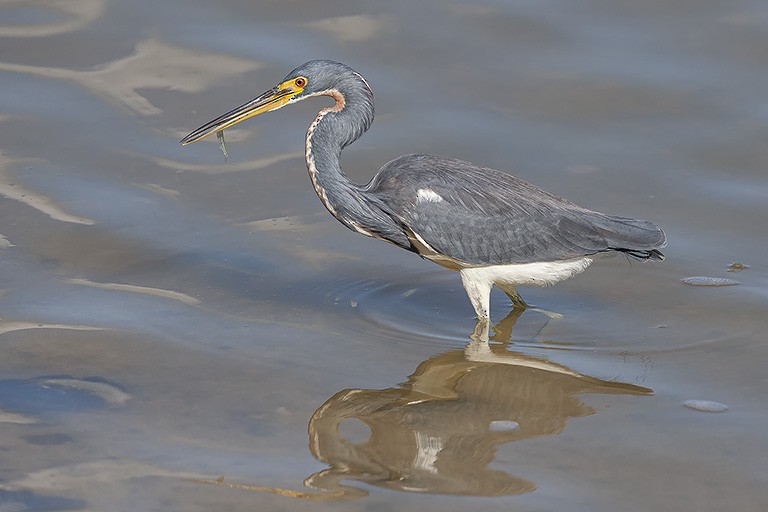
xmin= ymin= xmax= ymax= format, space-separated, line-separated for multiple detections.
xmin=416 ymin=188 xmax=443 ymax=204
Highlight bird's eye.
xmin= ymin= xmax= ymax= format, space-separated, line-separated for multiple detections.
xmin=294 ymin=77 xmax=307 ymax=87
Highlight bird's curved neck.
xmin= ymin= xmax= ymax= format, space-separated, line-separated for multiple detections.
xmin=305 ymin=84 xmax=374 ymax=227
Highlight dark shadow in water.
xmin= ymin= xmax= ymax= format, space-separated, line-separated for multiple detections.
xmin=195 ymin=310 xmax=651 ymax=500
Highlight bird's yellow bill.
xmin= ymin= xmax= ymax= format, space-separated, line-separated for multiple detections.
xmin=180 ymin=79 xmax=303 ymax=145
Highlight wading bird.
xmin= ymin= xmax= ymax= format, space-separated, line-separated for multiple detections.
xmin=181 ymin=60 xmax=666 ymax=320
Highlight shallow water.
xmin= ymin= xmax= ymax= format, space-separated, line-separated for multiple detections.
xmin=1 ymin=1 xmax=767 ymax=511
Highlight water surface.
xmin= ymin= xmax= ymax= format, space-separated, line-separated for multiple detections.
xmin=1 ymin=1 xmax=767 ymax=511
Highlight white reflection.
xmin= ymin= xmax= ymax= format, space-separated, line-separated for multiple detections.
xmin=151 ymin=150 xmax=302 ymax=174
xmin=0 ymin=410 xmax=37 ymax=424
xmin=41 ymin=378 xmax=131 ymax=406
xmin=0 ymin=320 xmax=104 ymax=336
xmin=0 ymin=39 xmax=262 ymax=116
xmin=0 ymin=0 xmax=104 ymax=37
xmin=0 ymin=460 xmax=210 ymax=495
xmin=65 ymin=277 xmax=201 ymax=306
xmin=241 ymin=214 xmax=323 ymax=233
xmin=301 ymin=14 xmax=393 ymax=43
xmin=0 ymin=151 xmax=95 ymax=225
xmin=140 ymin=183 xmax=180 ymax=199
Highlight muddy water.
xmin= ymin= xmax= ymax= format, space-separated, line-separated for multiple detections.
xmin=1 ymin=1 xmax=767 ymax=511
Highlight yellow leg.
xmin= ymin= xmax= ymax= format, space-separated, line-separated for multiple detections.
xmin=496 ymin=283 xmax=529 ymax=309
xmin=497 ymin=283 xmax=562 ymax=320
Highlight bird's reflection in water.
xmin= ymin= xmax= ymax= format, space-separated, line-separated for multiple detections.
xmin=197 ymin=311 xmax=651 ymax=500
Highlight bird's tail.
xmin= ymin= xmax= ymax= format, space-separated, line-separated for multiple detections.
xmin=585 ymin=213 xmax=667 ymax=260
xmin=613 ymin=247 xmax=665 ymax=261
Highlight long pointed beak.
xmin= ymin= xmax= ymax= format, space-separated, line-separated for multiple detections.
xmin=180 ymin=85 xmax=296 ymax=145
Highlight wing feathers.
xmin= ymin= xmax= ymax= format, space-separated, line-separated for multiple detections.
xmin=367 ymin=154 xmax=666 ymax=265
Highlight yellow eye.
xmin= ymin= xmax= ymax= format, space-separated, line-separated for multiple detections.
xmin=294 ymin=77 xmax=307 ymax=87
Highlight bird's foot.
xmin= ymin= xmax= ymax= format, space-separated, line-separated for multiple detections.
xmin=527 ymin=306 xmax=563 ymax=320
xmin=500 ymin=287 xmax=563 ymax=320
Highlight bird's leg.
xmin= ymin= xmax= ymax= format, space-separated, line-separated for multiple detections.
xmin=459 ymin=269 xmax=492 ymax=320
xmin=470 ymin=318 xmax=491 ymax=342
xmin=496 ymin=283 xmax=563 ymax=320
xmin=465 ymin=335 xmax=493 ymax=360
xmin=490 ymin=307 xmax=525 ymax=343
xmin=496 ymin=283 xmax=529 ymax=310
xmin=469 ymin=306 xmax=526 ymax=346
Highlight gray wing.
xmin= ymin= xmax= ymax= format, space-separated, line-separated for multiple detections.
xmin=365 ymin=154 xmax=666 ymax=265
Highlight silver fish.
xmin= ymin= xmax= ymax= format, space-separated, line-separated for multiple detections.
xmin=216 ymin=129 xmax=230 ymax=160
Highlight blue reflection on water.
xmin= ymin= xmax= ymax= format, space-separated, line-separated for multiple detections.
xmin=0 ymin=377 xmax=110 ymax=415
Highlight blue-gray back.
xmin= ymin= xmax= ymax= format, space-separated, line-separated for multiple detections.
xmin=365 ymin=154 xmax=666 ymax=265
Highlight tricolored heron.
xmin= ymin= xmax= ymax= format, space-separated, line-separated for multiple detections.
xmin=180 ymin=60 xmax=666 ymax=320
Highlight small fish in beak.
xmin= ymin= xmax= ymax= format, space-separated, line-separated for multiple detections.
xmin=216 ymin=130 xmax=230 ymax=160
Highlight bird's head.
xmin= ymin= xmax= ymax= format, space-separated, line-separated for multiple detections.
xmin=180 ymin=60 xmax=369 ymax=146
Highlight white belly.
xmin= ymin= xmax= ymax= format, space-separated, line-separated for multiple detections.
xmin=459 ymin=257 xmax=593 ymax=288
